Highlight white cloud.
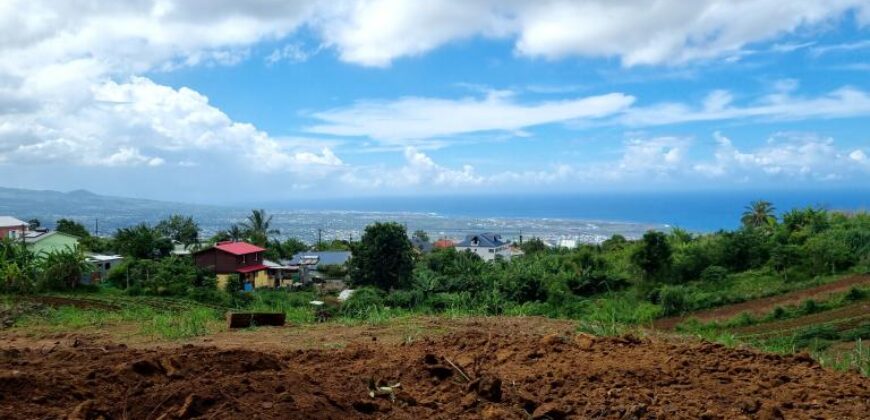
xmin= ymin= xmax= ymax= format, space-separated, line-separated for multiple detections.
xmin=620 ymin=86 xmax=870 ymax=127
xmin=266 ymin=42 xmax=317 ymax=64
xmin=103 ymin=147 xmax=165 ymax=167
xmin=306 ymin=90 xmax=634 ymax=142
xmin=693 ymin=132 xmax=869 ymax=180
xmin=810 ymin=40 xmax=870 ymax=56
xmin=310 ymin=0 xmax=869 ymax=67
xmin=0 ymin=76 xmax=342 ymax=173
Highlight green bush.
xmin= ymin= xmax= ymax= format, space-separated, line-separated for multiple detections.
xmin=340 ymin=287 xmax=384 ymax=317
xmin=224 ymin=274 xmax=243 ymax=293
xmin=424 ymin=292 xmax=472 ymax=312
xmin=658 ymin=285 xmax=689 ymax=316
xmin=317 ymin=264 xmax=348 ymax=279
xmin=799 ymin=299 xmax=820 ymax=315
xmin=384 ymin=289 xmax=423 ymax=309
xmin=700 ymin=265 xmax=729 ymax=283
xmin=844 ymin=287 xmax=867 ymax=302
xmin=768 ymin=306 xmax=787 ymax=320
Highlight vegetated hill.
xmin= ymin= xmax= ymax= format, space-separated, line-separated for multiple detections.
xmin=0 ymin=186 xmax=230 ymax=233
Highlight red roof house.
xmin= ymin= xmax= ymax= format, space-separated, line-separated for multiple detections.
xmin=193 ymin=241 xmax=270 ymax=290
xmin=433 ymin=239 xmax=455 ymax=249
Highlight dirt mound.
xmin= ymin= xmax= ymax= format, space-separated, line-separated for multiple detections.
xmin=1 ymin=330 xmax=868 ymax=419
xmin=655 ymin=274 xmax=870 ymax=329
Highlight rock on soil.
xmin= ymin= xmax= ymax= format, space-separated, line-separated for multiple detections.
xmin=0 ymin=332 xmax=867 ymax=419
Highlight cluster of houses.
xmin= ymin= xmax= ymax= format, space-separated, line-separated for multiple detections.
xmin=3 ymin=215 xmax=523 ymax=291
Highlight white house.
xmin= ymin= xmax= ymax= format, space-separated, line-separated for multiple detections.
xmin=455 ymin=232 xmax=513 ymax=262
xmin=0 ymin=216 xmax=27 ymax=240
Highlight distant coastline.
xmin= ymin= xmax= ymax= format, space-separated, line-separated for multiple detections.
xmin=2 ymin=186 xmax=867 ymax=244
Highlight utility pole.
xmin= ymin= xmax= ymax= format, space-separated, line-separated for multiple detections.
xmin=94 ymin=218 xmax=99 ymax=236
xmin=317 ymin=228 xmax=322 ymax=249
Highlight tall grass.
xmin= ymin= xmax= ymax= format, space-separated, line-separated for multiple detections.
xmin=139 ymin=307 xmax=221 ymax=339
xmin=815 ymin=339 xmax=870 ymax=376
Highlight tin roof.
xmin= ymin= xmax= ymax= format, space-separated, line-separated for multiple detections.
xmin=0 ymin=216 xmax=26 ymax=228
xmin=236 ymin=264 xmax=268 ymax=273
xmin=210 ymin=241 xmax=265 ymax=256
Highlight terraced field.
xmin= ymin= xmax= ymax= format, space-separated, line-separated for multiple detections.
xmin=733 ymin=302 xmax=869 ymax=338
xmin=654 ymin=274 xmax=870 ymax=329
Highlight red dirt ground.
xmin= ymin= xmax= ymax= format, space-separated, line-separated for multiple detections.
xmin=1 ymin=323 xmax=868 ymax=419
xmin=654 ymin=274 xmax=870 ymax=329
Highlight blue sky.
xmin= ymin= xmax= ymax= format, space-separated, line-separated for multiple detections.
xmin=0 ymin=1 xmax=868 ymax=203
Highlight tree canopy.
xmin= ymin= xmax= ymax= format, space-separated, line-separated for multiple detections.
xmin=349 ymin=222 xmax=414 ymax=290
xmin=55 ymin=219 xmax=90 ymax=238
xmin=155 ymin=214 xmax=200 ymax=250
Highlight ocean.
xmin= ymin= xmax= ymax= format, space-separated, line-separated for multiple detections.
xmin=251 ymin=189 xmax=869 ymax=244
xmin=14 ymin=189 xmax=868 ymax=245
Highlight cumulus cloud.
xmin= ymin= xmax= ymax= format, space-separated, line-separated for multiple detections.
xmin=309 ymin=0 xmax=869 ymax=67
xmin=693 ymin=132 xmax=869 ymax=180
xmin=339 ymin=133 xmax=869 ymax=192
xmin=307 ymin=90 xmax=634 ymax=142
xmin=1 ymin=1 xmax=868 ymax=193
xmin=0 ymin=76 xmax=342 ymax=172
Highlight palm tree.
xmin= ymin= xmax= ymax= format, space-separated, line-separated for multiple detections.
xmin=226 ymin=224 xmax=244 ymax=242
xmin=241 ymin=209 xmax=279 ymax=246
xmin=741 ymin=200 xmax=776 ymax=229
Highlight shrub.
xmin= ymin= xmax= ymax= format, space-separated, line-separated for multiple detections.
xmin=658 ymin=285 xmax=689 ymax=316
xmin=768 ymin=306 xmax=787 ymax=320
xmin=700 ymin=265 xmax=728 ymax=283
xmin=317 ymin=264 xmax=348 ymax=279
xmin=384 ymin=289 xmax=423 ymax=309
xmin=340 ymin=287 xmax=384 ymax=317
xmin=425 ymin=292 xmax=471 ymax=312
xmin=844 ymin=287 xmax=867 ymax=302
xmin=799 ymin=299 xmax=820 ymax=315
xmin=224 ymin=274 xmax=243 ymax=293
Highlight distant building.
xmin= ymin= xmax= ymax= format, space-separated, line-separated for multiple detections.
xmin=285 ymin=251 xmax=351 ymax=283
xmin=0 ymin=216 xmax=27 ymax=240
xmin=263 ymin=258 xmax=295 ymax=288
xmin=192 ymin=241 xmax=269 ymax=291
xmin=433 ymin=239 xmax=455 ymax=249
xmin=410 ymin=237 xmax=433 ymax=254
xmin=455 ymin=232 xmax=513 ymax=262
xmin=84 ymin=254 xmax=124 ymax=285
xmin=24 ymin=231 xmax=80 ymax=254
xmin=546 ymin=238 xmax=578 ymax=249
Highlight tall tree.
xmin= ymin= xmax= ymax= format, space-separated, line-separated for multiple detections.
xmin=349 ymin=222 xmax=414 ymax=290
xmin=155 ymin=214 xmax=200 ymax=249
xmin=114 ymin=223 xmax=172 ymax=259
xmin=241 ymin=209 xmax=279 ymax=246
xmin=55 ymin=219 xmax=90 ymax=238
xmin=741 ymin=200 xmax=776 ymax=229
xmin=631 ymin=231 xmax=673 ymax=283
xmin=412 ymin=230 xmax=430 ymax=242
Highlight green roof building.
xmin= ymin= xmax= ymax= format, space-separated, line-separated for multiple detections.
xmin=24 ymin=231 xmax=80 ymax=254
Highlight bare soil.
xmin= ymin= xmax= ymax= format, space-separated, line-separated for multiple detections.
xmin=654 ymin=274 xmax=870 ymax=329
xmin=1 ymin=318 xmax=868 ymax=419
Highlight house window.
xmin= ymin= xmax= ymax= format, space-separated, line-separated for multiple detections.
xmin=254 ymin=253 xmax=259 ymax=261
xmin=241 ymin=255 xmax=246 ymax=264
xmin=488 ymin=249 xmax=494 ymax=253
